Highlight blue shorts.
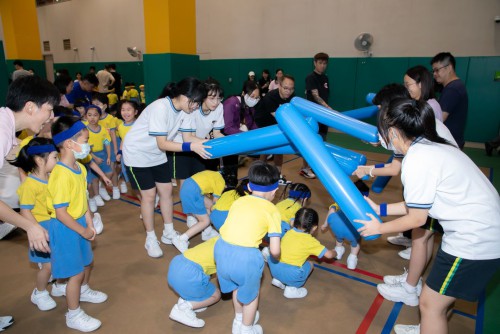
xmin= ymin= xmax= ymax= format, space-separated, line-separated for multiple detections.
xmin=28 ymin=220 xmax=51 ymax=263
xmin=210 ymin=209 xmax=228 ymax=231
xmin=88 ymin=150 xmax=112 ymax=183
xmin=109 ymin=136 xmax=120 ymax=163
xmin=214 ymin=238 xmax=264 ymax=304
xmin=327 ymin=211 xmax=360 ymax=247
xmin=167 ymin=255 xmax=216 ymax=302
xmin=120 ymin=158 xmax=129 ymax=182
xmin=180 ymin=178 xmax=206 ymax=215
xmin=49 ymin=215 xmax=93 ymax=279
xmin=268 ymin=258 xmax=312 ymax=288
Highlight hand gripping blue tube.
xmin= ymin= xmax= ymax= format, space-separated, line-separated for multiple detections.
xmin=290 ymin=97 xmax=379 ymax=143
xmin=275 ymin=103 xmax=380 ymax=240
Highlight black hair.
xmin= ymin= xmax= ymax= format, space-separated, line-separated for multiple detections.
xmin=53 ymin=105 xmax=74 ymax=117
xmin=204 ymin=77 xmax=224 ymax=98
xmin=86 ymin=104 xmax=102 ymax=115
xmin=314 ymin=52 xmax=329 ymax=62
xmin=6 ymin=76 xmax=60 ymax=112
xmin=281 ymin=74 xmax=295 ymax=83
xmin=9 ymin=137 xmax=56 ymax=173
xmin=82 ymin=73 xmax=98 ymax=86
xmin=75 ymin=71 xmax=82 ymax=77
xmin=53 ymin=74 xmax=72 ymax=95
xmin=293 ymin=208 xmax=319 ymax=233
xmin=430 ymin=52 xmax=456 ymax=70
xmin=158 ymin=77 xmax=207 ymax=104
xmin=373 ymin=83 xmax=410 ymax=108
xmin=222 ymin=178 xmax=251 ymax=198
xmin=57 ymin=69 xmax=70 ymax=77
xmin=51 ymin=116 xmax=84 ymax=148
xmin=108 ymin=64 xmax=116 ymax=70
xmin=248 ymin=161 xmax=280 ymax=186
xmin=405 ymin=65 xmax=435 ymax=101
xmin=275 ymin=68 xmax=283 ymax=75
xmin=262 ymin=69 xmax=270 ymax=75
xmin=89 ymin=66 xmax=96 ymax=71
xmin=13 ymin=60 xmax=23 ymax=67
xmin=281 ymin=182 xmax=311 ymax=208
xmin=240 ymin=81 xmax=259 ymax=123
xmin=73 ymin=98 xmax=87 ymax=108
xmin=116 ymin=100 xmax=139 ymax=120
xmin=91 ymin=92 xmax=109 ymax=106
xmin=378 ymin=98 xmax=455 ymax=148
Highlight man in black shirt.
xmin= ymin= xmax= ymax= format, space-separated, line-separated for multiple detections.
xmin=108 ymin=63 xmax=123 ymax=98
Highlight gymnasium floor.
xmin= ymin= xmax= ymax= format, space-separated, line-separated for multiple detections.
xmin=0 ymin=133 xmax=495 ymax=334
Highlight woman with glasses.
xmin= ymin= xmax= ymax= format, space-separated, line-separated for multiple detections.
xmin=122 ymin=77 xmax=210 ymax=258
xmin=404 ymin=65 xmax=443 ymax=121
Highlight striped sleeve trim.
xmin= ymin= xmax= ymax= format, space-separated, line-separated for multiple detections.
xmin=179 ymin=128 xmax=195 ymax=132
xmin=213 ymin=126 xmax=225 ymax=130
xmin=267 ymin=232 xmax=281 ymax=238
xmin=20 ymin=204 xmax=35 ymax=209
xmin=148 ymin=132 xmax=168 ymax=136
xmin=406 ymin=203 xmax=433 ymax=209
xmin=53 ymin=202 xmax=70 ymax=209
xmin=318 ymin=247 xmax=327 ymax=259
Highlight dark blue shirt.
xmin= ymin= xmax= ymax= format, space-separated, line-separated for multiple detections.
xmin=65 ymin=81 xmax=92 ymax=105
xmin=439 ymin=79 xmax=468 ymax=149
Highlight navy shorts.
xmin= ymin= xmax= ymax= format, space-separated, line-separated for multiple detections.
xmin=167 ymin=152 xmax=205 ymax=180
xmin=426 ymin=247 xmax=500 ymax=301
xmin=125 ymin=161 xmax=173 ymax=191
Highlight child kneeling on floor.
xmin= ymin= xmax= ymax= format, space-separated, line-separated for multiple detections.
xmin=264 ymin=208 xmax=336 ymax=298
xmin=167 ymin=237 xmax=221 ymax=328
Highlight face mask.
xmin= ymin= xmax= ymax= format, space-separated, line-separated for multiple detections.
xmin=378 ymin=132 xmax=398 ymax=153
xmin=72 ymin=141 xmax=91 ymax=159
xmin=244 ymin=94 xmax=259 ymax=108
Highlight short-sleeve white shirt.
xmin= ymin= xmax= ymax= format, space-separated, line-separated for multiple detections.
xmin=0 ymin=107 xmax=17 ymax=169
xmin=401 ymin=139 xmax=500 ymax=260
xmin=172 ymin=103 xmax=225 ymax=142
xmin=123 ymin=97 xmax=190 ymax=167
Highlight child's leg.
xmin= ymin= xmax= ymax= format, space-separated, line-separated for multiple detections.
xmin=242 ymin=294 xmax=259 ymax=326
xmin=111 ymin=163 xmax=118 ymax=187
xmin=91 ymin=178 xmax=99 ymax=198
xmin=232 ymin=289 xmax=243 ymax=315
xmin=189 ymin=289 xmax=221 ymax=310
xmin=82 ymin=262 xmax=93 ymax=286
xmin=140 ymin=187 xmax=157 ymax=232
xmin=66 ymin=272 xmax=84 ymax=310
xmin=406 ymin=228 xmax=434 ymax=287
xmin=419 ymin=285 xmax=455 ymax=334
xmin=350 ymin=244 xmax=361 ymax=256
xmin=36 ymin=263 xmax=52 ymax=291
xmin=185 ymin=214 xmax=210 ymax=238
xmin=156 ymin=182 xmax=174 ymax=228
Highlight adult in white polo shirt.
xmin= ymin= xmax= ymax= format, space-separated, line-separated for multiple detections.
xmin=356 ymin=98 xmax=500 ymax=334
xmin=123 ymin=77 xmax=210 ymax=258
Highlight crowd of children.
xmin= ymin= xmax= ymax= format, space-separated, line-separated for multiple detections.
xmin=1 ymin=56 xmax=499 ymax=334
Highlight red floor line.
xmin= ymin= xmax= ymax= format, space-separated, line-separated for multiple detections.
xmin=355 ymin=294 xmax=385 ymax=334
xmin=120 ymin=193 xmax=187 ymax=218
xmin=310 ymin=255 xmax=384 ymax=281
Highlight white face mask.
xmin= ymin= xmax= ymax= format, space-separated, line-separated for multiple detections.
xmin=378 ymin=130 xmax=400 ymax=154
xmin=244 ymin=94 xmax=259 ymax=108
xmin=72 ymin=141 xmax=91 ymax=159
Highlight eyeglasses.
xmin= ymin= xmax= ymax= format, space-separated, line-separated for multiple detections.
xmin=432 ymin=64 xmax=449 ymax=74
xmin=280 ymin=86 xmax=295 ymax=92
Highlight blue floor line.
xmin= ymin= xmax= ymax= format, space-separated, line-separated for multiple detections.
xmin=314 ymin=263 xmax=377 ymax=287
xmin=381 ymin=302 xmax=403 ymax=334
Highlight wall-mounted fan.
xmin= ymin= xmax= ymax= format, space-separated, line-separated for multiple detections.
xmin=127 ymin=47 xmax=142 ymax=60
xmin=354 ymin=33 xmax=374 ymax=57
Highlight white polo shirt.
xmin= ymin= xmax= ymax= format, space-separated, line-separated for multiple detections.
xmin=123 ymin=97 xmax=191 ymax=167
xmin=402 ymin=139 xmax=500 ymax=260
xmin=172 ymin=103 xmax=225 ymax=142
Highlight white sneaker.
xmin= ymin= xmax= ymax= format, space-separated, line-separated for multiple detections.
xmin=31 ymin=289 xmax=57 ymax=311
xmin=145 ymin=237 xmax=163 ymax=258
xmin=201 ymin=225 xmax=219 ymax=241
xmin=186 ymin=216 xmax=198 ymax=228
xmin=347 ymin=254 xmax=358 ymax=270
xmin=335 ymin=245 xmax=345 ymax=260
xmin=160 ymin=229 xmax=176 ymax=245
xmin=0 ymin=222 xmax=16 ymax=240
xmin=377 ymin=282 xmax=419 ymax=306
xmin=92 ymin=213 xmax=103 ymax=235
xmin=51 ymin=283 xmax=67 ymax=297
xmin=383 ymin=269 xmax=423 ymax=296
xmin=387 ymin=233 xmax=412 ymax=247
xmin=394 ymin=324 xmax=420 ymax=334
xmin=271 ymin=278 xmax=285 ymax=290
xmin=399 ymin=247 xmax=412 ymax=260
xmin=284 ymin=286 xmax=308 ymax=299
xmin=112 ymin=187 xmax=120 ymax=200
xmin=66 ymin=309 xmax=101 ymax=332
xmin=169 ymin=302 xmax=205 ymax=328
xmin=240 ymin=324 xmax=263 ymax=334
xmin=261 ymin=247 xmax=270 ymax=263
xmin=232 ymin=311 xmax=260 ymax=334
xmin=172 ymin=233 xmax=189 ymax=253
xmin=80 ymin=286 xmax=108 ymax=303
xmin=171 ymin=179 xmax=177 ymax=187
xmin=299 ymin=167 xmax=316 ymax=179
xmin=119 ymin=181 xmax=128 ymax=194
xmin=88 ymin=199 xmax=97 ymax=213
xmin=98 ymin=186 xmax=110 ymax=201
xmin=0 ymin=316 xmax=14 ymax=330
xmin=93 ymin=195 xmax=105 ymax=207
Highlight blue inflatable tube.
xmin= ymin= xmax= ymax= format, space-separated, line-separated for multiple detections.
xmin=342 ymin=105 xmax=378 ymax=120
xmin=275 ymin=104 xmax=380 ymax=240
xmin=371 ymin=155 xmax=394 ymax=193
xmin=365 ymin=92 xmax=376 ymax=105
xmin=290 ymin=97 xmax=379 ymax=143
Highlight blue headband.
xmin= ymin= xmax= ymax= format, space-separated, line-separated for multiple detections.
xmin=289 ymin=190 xmax=311 ymax=199
xmin=26 ymin=144 xmax=57 ymax=156
xmin=52 ymin=121 xmax=86 ymax=145
xmin=85 ymin=104 xmax=102 ymax=114
xmin=248 ymin=181 xmax=279 ymax=192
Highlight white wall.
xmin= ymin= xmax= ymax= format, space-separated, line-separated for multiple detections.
xmin=37 ymin=0 xmax=145 ymax=63
xmin=196 ymin=0 xmax=500 ymax=59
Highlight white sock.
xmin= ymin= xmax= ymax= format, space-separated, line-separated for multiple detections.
xmin=241 ymin=324 xmax=253 ymax=333
xmin=403 ymin=281 xmax=417 ymax=293
xmin=35 ymin=288 xmax=46 ymax=294
xmin=204 ymin=225 xmax=214 ymax=233
xmin=146 ymin=231 xmax=156 ymax=239
xmin=180 ymin=233 xmax=189 ymax=242
xmin=67 ymin=307 xmax=81 ymax=318
xmin=235 ymin=312 xmax=243 ymax=322
xmin=113 ymin=186 xmax=119 ymax=191
xmin=164 ymin=223 xmax=174 ymax=233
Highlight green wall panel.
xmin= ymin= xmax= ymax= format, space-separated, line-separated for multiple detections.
xmin=329 ymin=58 xmax=358 ymax=111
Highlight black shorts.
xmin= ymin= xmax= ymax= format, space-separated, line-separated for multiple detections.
xmin=421 ymin=216 xmax=444 ymax=233
xmin=125 ymin=161 xmax=173 ymax=191
xmin=426 ymin=247 xmax=500 ymax=301
xmin=167 ymin=152 xmax=205 ymax=180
